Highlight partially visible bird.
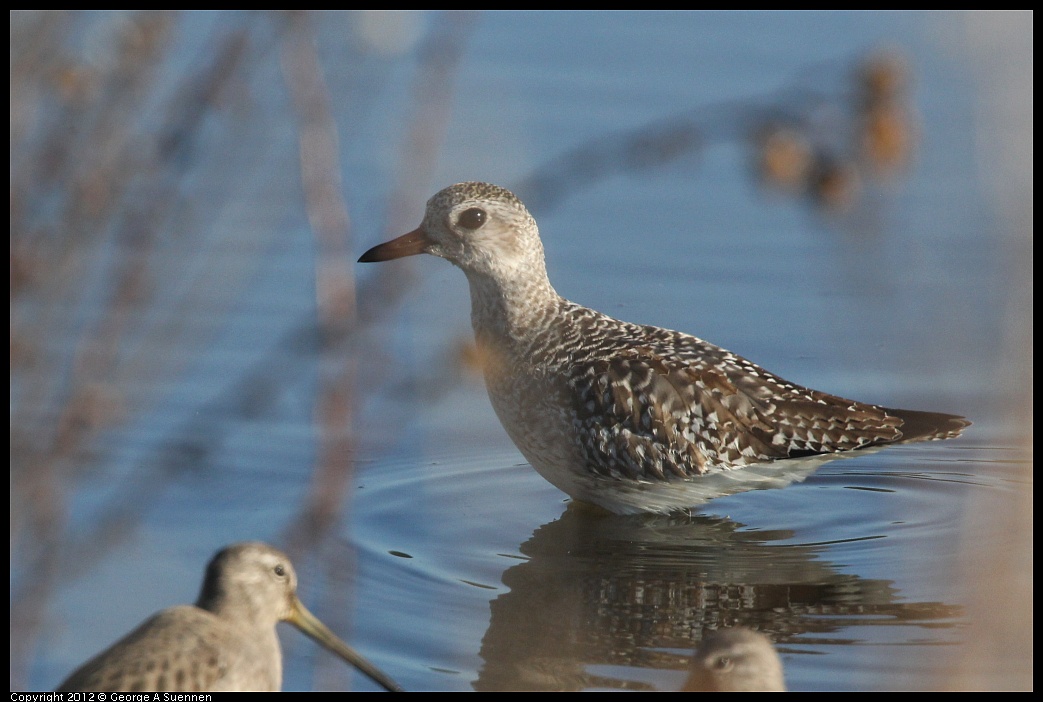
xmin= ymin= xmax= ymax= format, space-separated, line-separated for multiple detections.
xmin=359 ymin=182 xmax=969 ymax=514
xmin=56 ymin=542 xmax=403 ymax=692
xmin=683 ymin=628 xmax=786 ymax=692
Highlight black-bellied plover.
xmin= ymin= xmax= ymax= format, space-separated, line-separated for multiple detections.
xmin=57 ymin=542 xmax=402 ymax=692
xmin=359 ymin=182 xmax=968 ymax=515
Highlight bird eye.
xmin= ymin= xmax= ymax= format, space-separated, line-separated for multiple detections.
xmin=712 ymin=655 xmax=733 ymax=671
xmin=274 ymin=564 xmax=286 ymax=577
xmin=457 ymin=208 xmax=487 ymax=230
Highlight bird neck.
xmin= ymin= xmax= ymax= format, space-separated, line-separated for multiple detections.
xmin=198 ymin=586 xmax=276 ymax=629
xmin=465 ymin=265 xmax=561 ymax=351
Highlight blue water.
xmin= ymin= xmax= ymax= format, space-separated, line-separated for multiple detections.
xmin=12 ymin=10 xmax=1031 ymax=692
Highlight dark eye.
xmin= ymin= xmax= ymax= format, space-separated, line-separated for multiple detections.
xmin=712 ymin=655 xmax=733 ymax=671
xmin=274 ymin=564 xmax=286 ymax=577
xmin=457 ymin=208 xmax=487 ymax=230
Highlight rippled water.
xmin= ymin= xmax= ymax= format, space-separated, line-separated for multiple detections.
xmin=12 ymin=10 xmax=1030 ymax=691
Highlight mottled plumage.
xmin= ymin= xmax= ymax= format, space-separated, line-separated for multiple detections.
xmin=359 ymin=182 xmax=969 ymax=514
xmin=57 ymin=542 xmax=402 ymax=692
xmin=683 ymin=628 xmax=786 ymax=692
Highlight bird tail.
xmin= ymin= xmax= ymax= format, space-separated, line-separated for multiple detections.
xmin=884 ymin=407 xmax=971 ymax=442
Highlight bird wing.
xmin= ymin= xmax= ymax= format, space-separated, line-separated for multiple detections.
xmin=567 ymin=327 xmax=905 ymax=482
xmin=56 ymin=607 xmax=266 ymax=692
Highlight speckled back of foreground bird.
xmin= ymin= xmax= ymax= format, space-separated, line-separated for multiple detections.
xmin=57 ymin=542 xmax=402 ymax=692
xmin=359 ymin=182 xmax=969 ymax=514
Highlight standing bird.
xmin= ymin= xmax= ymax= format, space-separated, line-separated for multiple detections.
xmin=359 ymin=182 xmax=969 ymax=515
xmin=57 ymin=542 xmax=403 ymax=692
xmin=683 ymin=628 xmax=786 ymax=692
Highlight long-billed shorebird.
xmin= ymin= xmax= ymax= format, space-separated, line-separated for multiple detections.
xmin=359 ymin=182 xmax=969 ymax=514
xmin=683 ymin=628 xmax=786 ymax=692
xmin=56 ymin=542 xmax=402 ymax=692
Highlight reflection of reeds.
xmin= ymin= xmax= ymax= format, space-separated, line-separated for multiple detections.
xmin=11 ymin=11 xmax=257 ymax=686
xmin=275 ymin=15 xmax=479 ymax=686
xmin=283 ymin=8 xmax=480 ymax=546
xmin=8 ymin=10 xmax=474 ymax=690
xmin=279 ymin=10 xmax=360 ymax=554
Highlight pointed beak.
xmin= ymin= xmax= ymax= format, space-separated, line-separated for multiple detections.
xmin=286 ymin=595 xmax=404 ymax=692
xmin=358 ymin=227 xmax=430 ymax=263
